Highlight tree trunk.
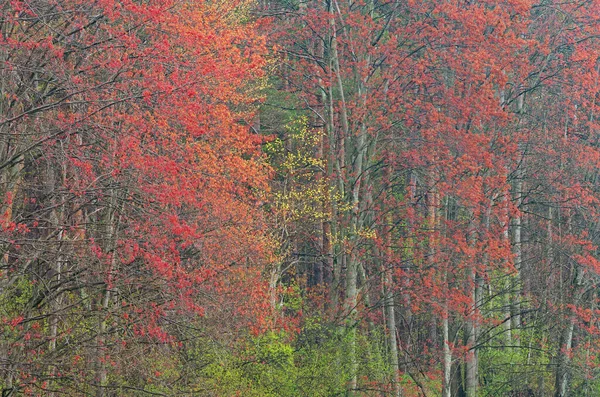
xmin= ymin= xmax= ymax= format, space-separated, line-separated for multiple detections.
xmin=96 ymin=189 xmax=122 ymax=397
xmin=442 ymin=313 xmax=452 ymax=397
xmin=554 ymin=264 xmax=583 ymax=397
xmin=512 ymin=165 xmax=523 ymax=336
xmin=386 ymin=271 xmax=401 ymax=397
xmin=384 ymin=204 xmax=402 ymax=397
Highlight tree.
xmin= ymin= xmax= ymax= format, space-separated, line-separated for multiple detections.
xmin=0 ymin=0 xmax=272 ymax=395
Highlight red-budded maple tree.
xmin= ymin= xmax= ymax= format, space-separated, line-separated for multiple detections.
xmin=0 ymin=0 xmax=272 ymax=395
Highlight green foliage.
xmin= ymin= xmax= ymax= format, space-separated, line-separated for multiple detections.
xmin=356 ymin=329 xmax=393 ymax=388
xmin=200 ymin=327 xmax=348 ymax=396
xmin=1 ymin=274 xmax=34 ymax=312
xmin=177 ymin=320 xmax=404 ymax=397
xmin=478 ymin=322 xmax=554 ymax=396
xmin=281 ymin=282 xmax=303 ymax=312
xmin=294 ymin=321 xmax=353 ymax=396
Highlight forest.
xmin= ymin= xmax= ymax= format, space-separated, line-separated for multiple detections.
xmin=1 ymin=0 xmax=600 ymax=396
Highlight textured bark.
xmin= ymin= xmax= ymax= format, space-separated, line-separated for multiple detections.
xmin=96 ymin=189 xmax=122 ymax=397
xmin=442 ymin=314 xmax=452 ymax=397
xmin=503 ymin=195 xmax=513 ymax=344
xmin=512 ymin=165 xmax=524 ymax=335
xmin=384 ymin=204 xmax=402 ymax=397
xmin=386 ymin=271 xmax=401 ymax=397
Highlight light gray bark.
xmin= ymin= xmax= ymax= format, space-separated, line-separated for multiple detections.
xmin=442 ymin=314 xmax=452 ymax=397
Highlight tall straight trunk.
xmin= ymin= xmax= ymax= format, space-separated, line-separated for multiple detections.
xmin=320 ymin=119 xmax=333 ymax=288
xmin=323 ymin=218 xmax=334 ymax=286
xmin=465 ymin=275 xmax=477 ymax=396
xmin=328 ymin=79 xmax=341 ymax=313
xmin=311 ymin=38 xmax=326 ymax=287
xmin=327 ymin=28 xmax=343 ymax=315
xmin=442 ymin=313 xmax=452 ymax=397
xmin=512 ymin=90 xmax=526 ymax=334
xmin=383 ymin=196 xmax=402 ymax=397
xmin=404 ymin=171 xmax=417 ymax=322
xmin=385 ymin=280 xmax=401 ymax=397
xmin=337 ymin=6 xmax=374 ymax=392
xmin=47 ymin=158 xmax=68 ymax=397
xmin=315 ymin=37 xmax=335 ymax=290
xmin=329 ymin=10 xmax=358 ymax=394
xmin=503 ymin=194 xmax=512 ymax=344
xmin=465 ymin=274 xmax=479 ymax=397
xmin=96 ymin=187 xmax=123 ymax=397
xmin=512 ymin=165 xmax=523 ymax=335
xmin=554 ymin=250 xmax=583 ymax=397
xmin=345 ymin=253 xmax=359 ymax=396
xmin=48 ymin=227 xmax=63 ymax=397
xmin=465 ymin=205 xmax=489 ymax=397
xmin=554 ymin=319 xmax=574 ymax=397
xmin=547 ymin=206 xmax=554 ymax=266
xmin=430 ymin=183 xmax=451 ymax=397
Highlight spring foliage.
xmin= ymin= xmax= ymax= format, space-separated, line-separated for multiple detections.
xmin=4 ymin=0 xmax=600 ymax=396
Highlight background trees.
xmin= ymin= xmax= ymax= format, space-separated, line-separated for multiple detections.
xmin=260 ymin=0 xmax=600 ymax=396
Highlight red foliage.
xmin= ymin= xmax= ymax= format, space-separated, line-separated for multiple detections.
xmin=0 ymin=0 xmax=273 ymax=393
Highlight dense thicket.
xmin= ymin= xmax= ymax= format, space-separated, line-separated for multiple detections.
xmin=0 ymin=0 xmax=271 ymax=395
xmin=260 ymin=1 xmax=600 ymax=396
xmin=3 ymin=0 xmax=600 ymax=396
